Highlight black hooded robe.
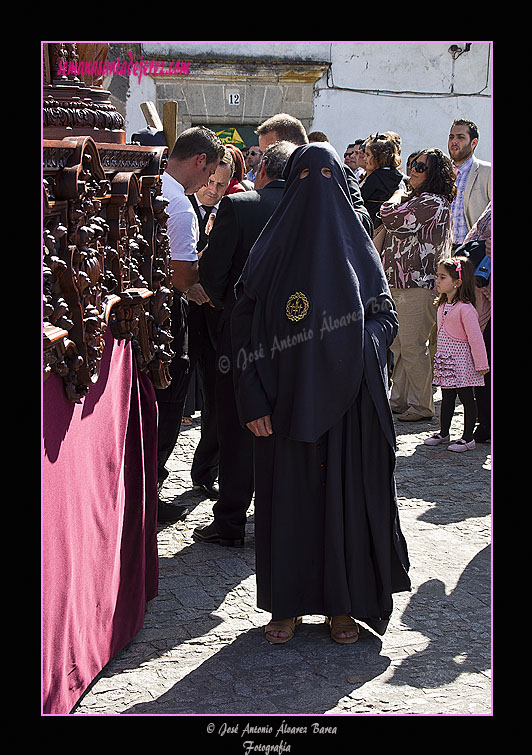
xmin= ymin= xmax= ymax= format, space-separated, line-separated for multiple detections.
xmin=360 ymin=166 xmax=405 ymax=228
xmin=231 ymin=143 xmax=410 ymax=634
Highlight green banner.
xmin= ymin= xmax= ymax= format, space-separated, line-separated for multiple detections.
xmin=215 ymin=127 xmax=246 ymax=149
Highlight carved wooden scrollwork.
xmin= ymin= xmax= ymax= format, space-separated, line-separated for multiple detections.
xmin=138 ymin=176 xmax=174 ymax=389
xmin=43 ymin=95 xmax=125 ymax=134
xmin=47 ymin=43 xmax=80 ymax=85
xmin=43 ymin=134 xmax=174 ymax=400
xmin=105 ymin=170 xmax=155 ymax=366
xmin=43 ymin=192 xmax=84 ymax=400
xmin=44 ymin=138 xmax=109 ymax=400
xmin=43 ymin=43 xmax=125 ymax=144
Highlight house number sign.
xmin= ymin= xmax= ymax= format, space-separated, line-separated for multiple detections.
xmin=227 ymin=91 xmax=241 ymax=105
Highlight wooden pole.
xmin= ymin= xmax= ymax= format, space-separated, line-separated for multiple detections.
xmin=163 ymin=101 xmax=179 ymax=154
xmin=140 ymin=101 xmax=163 ymax=131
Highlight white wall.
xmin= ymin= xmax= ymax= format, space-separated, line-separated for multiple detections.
xmin=311 ymin=42 xmax=492 ymax=166
xmin=124 ymin=71 xmax=157 ymax=138
xmin=128 ymin=42 xmax=492 ymax=165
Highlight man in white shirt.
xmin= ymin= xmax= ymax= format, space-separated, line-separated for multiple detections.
xmin=162 ymin=126 xmax=224 ymax=293
xmin=156 ymin=127 xmax=224 ymax=521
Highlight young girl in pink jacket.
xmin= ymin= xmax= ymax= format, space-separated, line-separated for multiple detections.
xmin=424 ymin=256 xmax=490 ymax=452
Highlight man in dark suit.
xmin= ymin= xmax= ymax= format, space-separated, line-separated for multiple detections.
xmin=184 ymin=152 xmax=235 ymax=499
xmin=193 ymin=140 xmax=296 ymax=546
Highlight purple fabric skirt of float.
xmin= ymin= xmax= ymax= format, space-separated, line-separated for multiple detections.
xmin=42 ymin=332 xmax=158 ymax=714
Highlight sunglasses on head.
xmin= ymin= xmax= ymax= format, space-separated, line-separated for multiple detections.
xmin=411 ymin=160 xmax=428 ymax=173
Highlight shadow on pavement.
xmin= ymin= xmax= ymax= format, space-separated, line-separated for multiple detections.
xmin=122 ymin=621 xmax=389 ymax=715
xmin=388 ymin=545 xmax=491 ymax=688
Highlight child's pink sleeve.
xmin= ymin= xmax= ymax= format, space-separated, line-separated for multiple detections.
xmin=462 ymin=304 xmax=489 ymax=371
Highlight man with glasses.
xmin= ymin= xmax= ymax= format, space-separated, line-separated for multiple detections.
xmin=344 ymin=143 xmax=358 ymax=171
xmin=245 ymin=145 xmax=262 ymax=184
xmin=344 ymin=140 xmax=366 ymax=181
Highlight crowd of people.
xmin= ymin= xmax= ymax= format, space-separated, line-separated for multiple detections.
xmin=145 ymin=112 xmax=491 ymax=645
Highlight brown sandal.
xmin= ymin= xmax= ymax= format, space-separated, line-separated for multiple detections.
xmin=264 ymin=616 xmax=302 ymax=644
xmin=326 ymin=615 xmax=359 ymax=644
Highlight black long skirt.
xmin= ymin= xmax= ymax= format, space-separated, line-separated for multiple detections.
xmin=253 ymin=378 xmax=410 ymax=635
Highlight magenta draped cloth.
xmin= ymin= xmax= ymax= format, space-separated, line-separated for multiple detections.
xmin=42 ymin=332 xmax=159 ymax=714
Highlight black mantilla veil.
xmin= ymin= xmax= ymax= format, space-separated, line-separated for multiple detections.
xmin=234 ymin=142 xmax=397 ymax=444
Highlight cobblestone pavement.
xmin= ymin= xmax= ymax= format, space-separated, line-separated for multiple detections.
xmin=73 ymin=387 xmax=491 ymax=725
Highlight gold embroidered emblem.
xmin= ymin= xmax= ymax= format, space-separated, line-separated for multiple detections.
xmin=286 ymin=292 xmax=310 ymax=322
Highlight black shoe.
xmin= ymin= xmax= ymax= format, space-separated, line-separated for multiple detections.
xmin=157 ymin=498 xmax=190 ymax=523
xmin=158 ymin=468 xmax=169 ymax=493
xmin=192 ymin=521 xmax=244 ymax=547
xmin=192 ymin=481 xmax=220 ymax=499
xmin=472 ymin=425 xmax=491 ymax=443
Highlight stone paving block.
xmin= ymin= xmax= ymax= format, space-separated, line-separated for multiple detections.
xmin=73 ymin=393 xmax=492 ymax=718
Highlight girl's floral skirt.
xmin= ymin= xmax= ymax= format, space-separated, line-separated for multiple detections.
xmin=433 ymin=331 xmax=484 ymax=388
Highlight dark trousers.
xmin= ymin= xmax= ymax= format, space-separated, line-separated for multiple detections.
xmin=155 ymin=296 xmax=220 ymax=488
xmin=155 ymin=294 xmax=190 ymax=485
xmin=186 ymin=305 xmax=219 ymax=487
xmin=212 ymin=357 xmax=254 ymax=540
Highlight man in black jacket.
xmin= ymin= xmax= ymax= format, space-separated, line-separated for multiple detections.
xmin=193 ymin=141 xmax=296 ymax=546
xmin=184 ymin=152 xmax=235 ymax=499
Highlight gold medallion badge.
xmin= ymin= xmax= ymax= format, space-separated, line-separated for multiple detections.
xmin=286 ymin=292 xmax=310 ymax=322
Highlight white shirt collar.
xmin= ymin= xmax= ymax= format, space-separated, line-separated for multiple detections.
xmin=162 ymin=171 xmax=185 ymax=194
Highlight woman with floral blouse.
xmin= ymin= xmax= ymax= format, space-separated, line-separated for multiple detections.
xmin=380 ymin=148 xmax=456 ymax=421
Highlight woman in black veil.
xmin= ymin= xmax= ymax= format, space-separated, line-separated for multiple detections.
xmin=230 ymin=142 xmax=410 ymax=644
